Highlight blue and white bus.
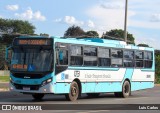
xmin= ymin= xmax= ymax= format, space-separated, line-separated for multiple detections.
xmin=6 ymin=36 xmax=155 ymax=101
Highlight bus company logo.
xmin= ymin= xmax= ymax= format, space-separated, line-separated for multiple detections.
xmin=74 ymin=71 xmax=80 ymax=77
xmin=2 ymin=105 xmax=11 ymax=110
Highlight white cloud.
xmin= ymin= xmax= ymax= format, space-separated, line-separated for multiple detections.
xmin=54 ymin=18 xmax=62 ymax=23
xmin=6 ymin=4 xmax=19 ymax=11
xmin=99 ymin=0 xmax=124 ymax=9
xmin=87 ymin=20 xmax=95 ymax=28
xmin=33 ymin=11 xmax=46 ymax=21
xmin=15 ymin=7 xmax=46 ymax=21
xmin=54 ymin=16 xmax=84 ymax=26
xmin=135 ymin=37 xmax=159 ymax=49
xmin=150 ymin=13 xmax=160 ymax=22
xmin=86 ymin=5 xmax=136 ymax=36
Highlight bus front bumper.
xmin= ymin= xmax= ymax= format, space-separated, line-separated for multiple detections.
xmin=9 ymin=82 xmax=54 ymax=94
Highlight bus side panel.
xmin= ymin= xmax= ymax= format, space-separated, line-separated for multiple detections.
xmin=94 ymin=82 xmax=122 ymax=93
xmin=55 ymin=83 xmax=70 ymax=94
xmin=85 ymin=82 xmax=96 ymax=93
xmin=131 ymin=82 xmax=154 ymax=91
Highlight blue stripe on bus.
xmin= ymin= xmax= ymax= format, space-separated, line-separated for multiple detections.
xmin=123 ymin=68 xmax=134 ymax=82
xmin=68 ymin=66 xmax=120 ymax=71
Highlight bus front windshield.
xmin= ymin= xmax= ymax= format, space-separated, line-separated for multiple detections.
xmin=11 ymin=47 xmax=53 ymax=72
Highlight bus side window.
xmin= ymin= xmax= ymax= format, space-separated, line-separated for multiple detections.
xmin=135 ymin=51 xmax=143 ymax=68
xmin=144 ymin=51 xmax=153 ymax=68
xmin=59 ymin=50 xmax=68 ymax=65
xmin=111 ymin=49 xmax=123 ymax=67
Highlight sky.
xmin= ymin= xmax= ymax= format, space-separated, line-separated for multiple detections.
xmin=0 ymin=0 xmax=160 ymax=49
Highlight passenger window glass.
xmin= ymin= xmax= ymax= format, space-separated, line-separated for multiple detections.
xmin=144 ymin=52 xmax=152 ymax=60
xmin=70 ymin=45 xmax=83 ymax=66
xmin=59 ymin=50 xmax=68 ymax=65
xmin=98 ymin=48 xmax=110 ymax=67
xmin=84 ymin=47 xmax=97 ymax=56
xmin=84 ymin=57 xmax=97 ymax=66
xmin=98 ymin=48 xmax=110 ymax=58
xmin=111 ymin=59 xmax=123 ymax=67
xmin=135 ymin=51 xmax=143 ymax=59
xmin=111 ymin=49 xmax=123 ymax=58
xmin=124 ymin=51 xmax=134 ymax=59
xmin=135 ymin=60 xmax=143 ymax=68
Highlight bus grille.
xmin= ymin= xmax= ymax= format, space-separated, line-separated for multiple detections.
xmin=13 ymin=83 xmax=40 ymax=90
xmin=12 ymin=73 xmax=45 ymax=79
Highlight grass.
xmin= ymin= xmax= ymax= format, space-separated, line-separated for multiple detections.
xmin=0 ymin=76 xmax=9 ymax=82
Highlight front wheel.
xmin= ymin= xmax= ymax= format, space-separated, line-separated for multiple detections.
xmin=32 ymin=94 xmax=44 ymax=100
xmin=65 ymin=81 xmax=79 ymax=101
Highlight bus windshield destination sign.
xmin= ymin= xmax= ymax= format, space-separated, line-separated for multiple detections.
xmin=12 ymin=64 xmax=28 ymax=70
xmin=13 ymin=38 xmax=52 ymax=46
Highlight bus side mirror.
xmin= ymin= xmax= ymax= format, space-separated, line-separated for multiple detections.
xmin=5 ymin=46 xmax=12 ymax=63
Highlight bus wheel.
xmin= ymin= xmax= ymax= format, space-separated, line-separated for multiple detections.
xmin=65 ymin=81 xmax=79 ymax=101
xmin=121 ymin=81 xmax=131 ymax=98
xmin=32 ymin=94 xmax=44 ymax=100
xmin=87 ymin=93 xmax=100 ymax=98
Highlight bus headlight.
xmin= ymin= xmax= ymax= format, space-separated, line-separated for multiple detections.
xmin=10 ymin=77 xmax=14 ymax=84
xmin=41 ymin=78 xmax=52 ymax=87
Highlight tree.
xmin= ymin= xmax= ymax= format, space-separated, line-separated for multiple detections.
xmin=85 ymin=31 xmax=99 ymax=37
xmin=155 ymin=54 xmax=160 ymax=83
xmin=64 ymin=25 xmax=85 ymax=37
xmin=0 ymin=18 xmax=35 ymax=34
xmin=0 ymin=18 xmax=36 ymax=70
xmin=0 ymin=18 xmax=35 ymax=45
xmin=137 ymin=44 xmax=149 ymax=47
xmin=103 ymin=29 xmax=135 ymax=44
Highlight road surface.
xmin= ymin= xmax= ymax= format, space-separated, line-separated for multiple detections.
xmin=0 ymin=86 xmax=160 ymax=113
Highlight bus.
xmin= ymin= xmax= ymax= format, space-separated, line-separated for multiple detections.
xmin=6 ymin=36 xmax=155 ymax=101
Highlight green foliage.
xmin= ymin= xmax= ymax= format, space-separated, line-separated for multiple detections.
xmin=103 ymin=29 xmax=135 ymax=44
xmin=64 ymin=25 xmax=85 ymax=37
xmin=0 ymin=18 xmax=35 ymax=34
xmin=85 ymin=31 xmax=99 ymax=37
xmin=0 ymin=18 xmax=36 ymax=70
xmin=0 ymin=18 xmax=35 ymax=45
xmin=0 ymin=76 xmax=9 ymax=82
xmin=138 ymin=44 xmax=149 ymax=47
xmin=155 ymin=53 xmax=160 ymax=83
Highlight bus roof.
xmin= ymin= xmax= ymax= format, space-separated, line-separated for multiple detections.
xmin=51 ymin=36 xmax=154 ymax=51
xmin=17 ymin=36 xmax=154 ymax=51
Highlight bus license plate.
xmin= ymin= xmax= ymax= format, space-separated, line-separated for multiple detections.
xmin=23 ymin=87 xmax=30 ymax=91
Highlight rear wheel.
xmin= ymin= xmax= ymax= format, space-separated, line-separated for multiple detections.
xmin=114 ymin=81 xmax=131 ymax=98
xmin=122 ymin=81 xmax=131 ymax=98
xmin=65 ymin=81 xmax=79 ymax=101
xmin=87 ymin=93 xmax=100 ymax=98
xmin=32 ymin=94 xmax=44 ymax=100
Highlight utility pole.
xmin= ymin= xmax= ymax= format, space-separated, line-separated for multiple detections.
xmin=124 ymin=0 xmax=128 ymax=43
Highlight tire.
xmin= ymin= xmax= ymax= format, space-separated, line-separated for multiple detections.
xmin=87 ymin=93 xmax=100 ymax=98
xmin=121 ymin=81 xmax=131 ymax=98
xmin=114 ymin=81 xmax=131 ymax=98
xmin=65 ymin=81 xmax=79 ymax=101
xmin=32 ymin=94 xmax=44 ymax=100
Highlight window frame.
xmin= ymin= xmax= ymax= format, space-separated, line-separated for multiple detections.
xmin=98 ymin=47 xmax=111 ymax=67
xmin=123 ymin=50 xmax=135 ymax=68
